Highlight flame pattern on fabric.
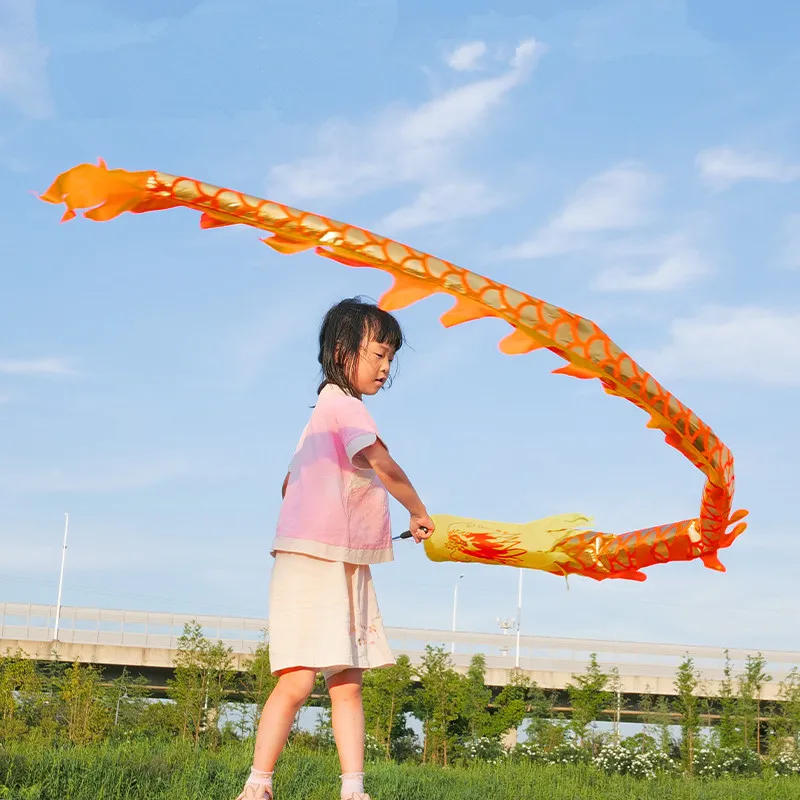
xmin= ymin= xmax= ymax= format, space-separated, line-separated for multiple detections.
xmin=40 ymin=161 xmax=748 ymax=581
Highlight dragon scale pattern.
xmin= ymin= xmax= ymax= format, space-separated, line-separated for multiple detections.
xmin=40 ymin=161 xmax=748 ymax=582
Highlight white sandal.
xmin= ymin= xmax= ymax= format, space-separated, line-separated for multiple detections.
xmin=235 ymin=785 xmax=273 ymax=800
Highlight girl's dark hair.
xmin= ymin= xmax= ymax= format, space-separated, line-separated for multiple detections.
xmin=318 ymin=297 xmax=404 ymax=396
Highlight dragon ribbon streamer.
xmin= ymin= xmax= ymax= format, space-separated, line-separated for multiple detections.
xmin=40 ymin=160 xmax=748 ymax=582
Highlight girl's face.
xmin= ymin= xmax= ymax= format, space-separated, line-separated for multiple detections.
xmin=353 ymin=336 xmax=395 ymax=396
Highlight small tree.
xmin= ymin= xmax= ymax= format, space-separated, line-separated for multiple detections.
xmin=490 ymin=668 xmax=549 ymax=741
xmin=673 ymin=655 xmax=701 ymax=772
xmin=457 ymin=654 xmax=492 ymax=738
xmin=311 ymin=673 xmax=334 ymax=750
xmin=108 ymin=667 xmax=151 ymax=734
xmin=607 ymin=666 xmax=625 ymax=740
xmin=413 ymin=645 xmax=462 ymax=765
xmin=773 ymin=667 xmax=800 ymax=750
xmin=26 ymin=656 xmax=68 ymax=742
xmin=639 ymin=685 xmax=656 ymax=742
xmin=243 ymin=636 xmax=278 ymax=732
xmin=60 ymin=660 xmax=112 ymax=744
xmin=362 ymin=654 xmax=415 ymax=759
xmin=697 ymin=678 xmax=715 ymax=738
xmin=639 ymin=686 xmax=674 ymax=755
xmin=717 ymin=650 xmax=738 ymax=748
xmin=167 ymin=621 xmax=236 ymax=746
xmin=737 ymin=653 xmax=771 ymax=753
xmin=136 ymin=699 xmax=182 ymax=739
xmin=566 ymin=653 xmax=610 ymax=745
xmin=0 ymin=650 xmax=40 ymax=742
xmin=651 ymin=695 xmax=675 ymax=754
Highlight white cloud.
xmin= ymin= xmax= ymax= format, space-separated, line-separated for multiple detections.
xmin=0 ymin=0 xmax=52 ymax=118
xmin=268 ymin=39 xmax=542 ymax=230
xmin=593 ymin=247 xmax=709 ymax=292
xmin=504 ymin=164 xmax=707 ymax=293
xmin=696 ymin=146 xmax=800 ymax=189
xmin=0 ymin=457 xmax=192 ymax=493
xmin=551 ymin=165 xmax=656 ymax=233
xmin=783 ymin=213 xmax=800 ymax=269
xmin=0 ymin=357 xmax=77 ymax=376
xmin=638 ymin=306 xmax=800 ymax=386
xmin=380 ymin=179 xmax=506 ymax=232
xmin=505 ymin=163 xmax=658 ymax=259
xmin=446 ymin=41 xmax=487 ymax=71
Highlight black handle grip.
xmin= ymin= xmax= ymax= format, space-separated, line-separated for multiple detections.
xmin=392 ymin=527 xmax=428 ymax=541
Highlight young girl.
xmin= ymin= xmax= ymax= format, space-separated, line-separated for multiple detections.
xmin=236 ymin=297 xmax=434 ymax=800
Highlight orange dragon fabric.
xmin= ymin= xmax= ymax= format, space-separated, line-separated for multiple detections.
xmin=40 ymin=161 xmax=748 ymax=582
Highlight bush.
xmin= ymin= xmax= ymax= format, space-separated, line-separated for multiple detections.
xmin=364 ymin=733 xmax=386 ymax=762
xmin=389 ymin=732 xmax=420 ymax=763
xmin=459 ymin=736 xmax=506 ymax=765
xmin=694 ymin=745 xmax=763 ymax=778
xmin=771 ymin=749 xmax=800 ymax=776
xmin=512 ymin=738 xmax=589 ymax=766
xmin=592 ymin=738 xmax=675 ymax=780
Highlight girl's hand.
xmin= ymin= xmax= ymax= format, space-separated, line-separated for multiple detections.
xmin=410 ymin=514 xmax=435 ymax=543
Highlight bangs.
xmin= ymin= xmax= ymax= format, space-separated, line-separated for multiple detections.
xmin=363 ymin=307 xmax=404 ymax=352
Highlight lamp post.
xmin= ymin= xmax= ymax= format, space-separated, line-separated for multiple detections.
xmin=53 ymin=512 xmax=69 ymax=642
xmin=114 ymin=689 xmax=128 ymax=726
xmin=515 ymin=567 xmax=523 ymax=668
xmin=451 ymin=574 xmax=464 ymax=654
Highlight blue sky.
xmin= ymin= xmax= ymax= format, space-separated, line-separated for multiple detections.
xmin=1 ymin=0 xmax=799 ymax=656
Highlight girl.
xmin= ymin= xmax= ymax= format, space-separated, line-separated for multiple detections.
xmin=236 ymin=297 xmax=434 ymax=800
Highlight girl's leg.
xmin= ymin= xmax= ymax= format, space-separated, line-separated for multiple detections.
xmin=253 ymin=668 xmax=317 ymax=770
xmin=327 ymin=668 xmax=367 ymax=798
xmin=238 ymin=667 xmax=317 ymax=798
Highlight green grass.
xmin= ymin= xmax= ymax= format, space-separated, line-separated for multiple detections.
xmin=0 ymin=740 xmax=798 ymax=800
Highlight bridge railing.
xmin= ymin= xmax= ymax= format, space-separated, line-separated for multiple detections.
xmin=2 ymin=601 xmax=798 ymax=689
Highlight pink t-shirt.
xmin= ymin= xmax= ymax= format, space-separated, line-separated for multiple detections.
xmin=271 ymin=384 xmax=393 ymax=564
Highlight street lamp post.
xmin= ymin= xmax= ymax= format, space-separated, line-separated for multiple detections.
xmin=515 ymin=567 xmax=523 ymax=668
xmin=53 ymin=512 xmax=69 ymax=642
xmin=451 ymin=574 xmax=464 ymax=654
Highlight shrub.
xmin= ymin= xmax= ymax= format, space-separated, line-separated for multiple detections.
xmin=694 ymin=745 xmax=763 ymax=778
xmin=771 ymin=749 xmax=800 ymax=776
xmin=364 ymin=733 xmax=386 ymax=762
xmin=512 ymin=737 xmax=589 ymax=766
xmin=592 ymin=738 xmax=675 ymax=780
xmin=459 ymin=735 xmax=506 ymax=765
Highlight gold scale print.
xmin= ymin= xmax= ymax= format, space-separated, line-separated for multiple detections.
xmin=40 ymin=161 xmax=748 ymax=582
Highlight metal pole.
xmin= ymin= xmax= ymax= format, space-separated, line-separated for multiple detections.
xmin=515 ymin=567 xmax=522 ymax=668
xmin=53 ymin=512 xmax=69 ymax=642
xmin=451 ymin=574 xmax=463 ymax=654
xmin=115 ymin=690 xmax=127 ymax=726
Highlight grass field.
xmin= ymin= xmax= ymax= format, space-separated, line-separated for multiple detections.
xmin=1 ymin=741 xmax=798 ymax=800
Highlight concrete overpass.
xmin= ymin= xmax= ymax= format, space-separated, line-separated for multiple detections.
xmin=2 ymin=602 xmax=797 ymax=704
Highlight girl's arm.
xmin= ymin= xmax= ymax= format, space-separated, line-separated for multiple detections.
xmin=359 ymin=441 xmax=434 ymax=542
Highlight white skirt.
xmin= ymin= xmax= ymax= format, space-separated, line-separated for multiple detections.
xmin=268 ymin=551 xmax=395 ymax=680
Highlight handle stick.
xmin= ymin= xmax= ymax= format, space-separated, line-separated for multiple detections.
xmin=392 ymin=527 xmax=428 ymax=541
